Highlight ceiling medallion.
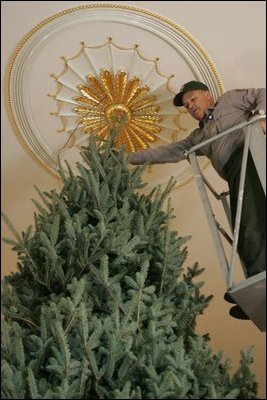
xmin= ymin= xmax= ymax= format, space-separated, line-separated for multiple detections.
xmin=5 ymin=3 xmax=223 ymax=188
xmin=49 ymin=38 xmax=176 ymax=156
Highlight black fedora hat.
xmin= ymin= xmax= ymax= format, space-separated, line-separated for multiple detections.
xmin=173 ymin=81 xmax=209 ymax=107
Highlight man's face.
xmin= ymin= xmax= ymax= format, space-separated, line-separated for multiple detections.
xmin=182 ymin=90 xmax=213 ymax=121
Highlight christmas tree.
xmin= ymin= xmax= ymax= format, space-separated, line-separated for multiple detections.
xmin=1 ymin=133 xmax=257 ymax=399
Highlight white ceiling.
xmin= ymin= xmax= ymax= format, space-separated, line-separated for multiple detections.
xmin=1 ymin=1 xmax=266 ymax=397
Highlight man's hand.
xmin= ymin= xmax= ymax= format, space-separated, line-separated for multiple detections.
xmin=260 ymin=118 xmax=266 ymax=135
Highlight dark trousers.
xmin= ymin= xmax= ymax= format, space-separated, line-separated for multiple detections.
xmin=223 ymin=147 xmax=266 ymax=277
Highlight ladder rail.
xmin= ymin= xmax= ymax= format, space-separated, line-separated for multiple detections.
xmin=185 ymin=117 xmax=265 ymax=290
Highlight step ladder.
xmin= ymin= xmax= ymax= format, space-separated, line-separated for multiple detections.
xmin=184 ymin=116 xmax=266 ymax=331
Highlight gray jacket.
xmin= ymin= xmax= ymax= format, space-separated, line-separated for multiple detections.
xmin=128 ymin=88 xmax=266 ymax=180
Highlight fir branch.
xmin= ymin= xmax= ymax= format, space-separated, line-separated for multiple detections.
xmin=144 ymin=186 xmax=162 ymax=232
xmin=159 ymin=198 xmax=172 ymax=295
xmin=1 ymin=211 xmax=23 ymax=244
xmin=62 ymin=285 xmax=84 ymax=333
xmin=136 ymin=260 xmax=149 ymax=326
xmin=56 ymin=196 xmax=71 ymax=220
xmin=50 ymin=213 xmax=60 ymax=246
xmin=93 ymin=209 xmax=107 ymax=239
xmin=64 ymin=309 xmax=79 ymax=335
xmin=88 ymin=348 xmax=99 ymax=379
xmin=86 ymin=138 xmax=107 ymax=181
xmin=31 ymin=198 xmax=49 ymax=218
xmin=64 ymin=158 xmax=75 ymax=180
xmin=2 ymin=237 xmax=20 ymax=247
xmin=33 ymin=185 xmax=53 ymax=211
xmin=56 ymin=154 xmax=68 ymax=184
xmin=64 ymin=218 xmax=76 ymax=240
xmin=79 ymin=358 xmax=90 ymax=398
xmin=33 ymin=310 xmax=52 ymax=376
xmin=79 ymin=302 xmax=89 ymax=352
xmin=52 ymin=321 xmax=71 ymax=378
xmin=224 ymin=388 xmax=240 ymax=399
xmin=106 ymin=332 xmax=116 ymax=380
xmin=73 ymin=277 xmax=85 ymax=307
xmin=1 ymin=360 xmax=26 ymax=399
xmin=3 ymin=310 xmax=38 ymax=329
xmin=78 ymin=163 xmax=101 ymax=209
xmin=27 ymin=368 xmax=39 ymax=399
xmin=15 ymin=335 xmax=25 ymax=368
xmin=22 ymin=225 xmax=33 ymax=243
xmin=113 ymin=380 xmax=132 ymax=399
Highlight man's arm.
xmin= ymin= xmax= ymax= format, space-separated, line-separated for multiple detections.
xmin=230 ymin=88 xmax=266 ymax=134
xmin=232 ymin=87 xmax=265 ymax=111
xmin=128 ymin=135 xmax=196 ymax=165
xmin=245 ymin=88 xmax=266 ymax=135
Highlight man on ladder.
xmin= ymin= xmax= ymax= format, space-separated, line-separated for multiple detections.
xmin=128 ymin=81 xmax=266 ymax=320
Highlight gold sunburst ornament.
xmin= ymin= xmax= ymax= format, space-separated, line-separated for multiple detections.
xmin=73 ymin=69 xmax=161 ymax=152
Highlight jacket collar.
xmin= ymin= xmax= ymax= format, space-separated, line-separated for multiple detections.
xmin=199 ymin=103 xmax=217 ymax=129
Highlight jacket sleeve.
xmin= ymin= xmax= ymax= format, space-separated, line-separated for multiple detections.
xmin=128 ymin=131 xmax=198 ymax=165
xmin=234 ymin=88 xmax=266 ymax=111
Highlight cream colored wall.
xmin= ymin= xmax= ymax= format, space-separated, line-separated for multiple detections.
xmin=2 ymin=1 xmax=266 ymax=397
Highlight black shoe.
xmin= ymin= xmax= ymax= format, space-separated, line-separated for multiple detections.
xmin=224 ymin=292 xmax=236 ymax=304
xmin=229 ymin=305 xmax=250 ymax=320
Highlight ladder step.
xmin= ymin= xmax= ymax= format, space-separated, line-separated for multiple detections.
xmin=229 ymin=271 xmax=266 ymax=331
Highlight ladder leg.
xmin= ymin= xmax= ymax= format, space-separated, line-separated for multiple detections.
xmin=188 ymin=152 xmax=230 ymax=286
